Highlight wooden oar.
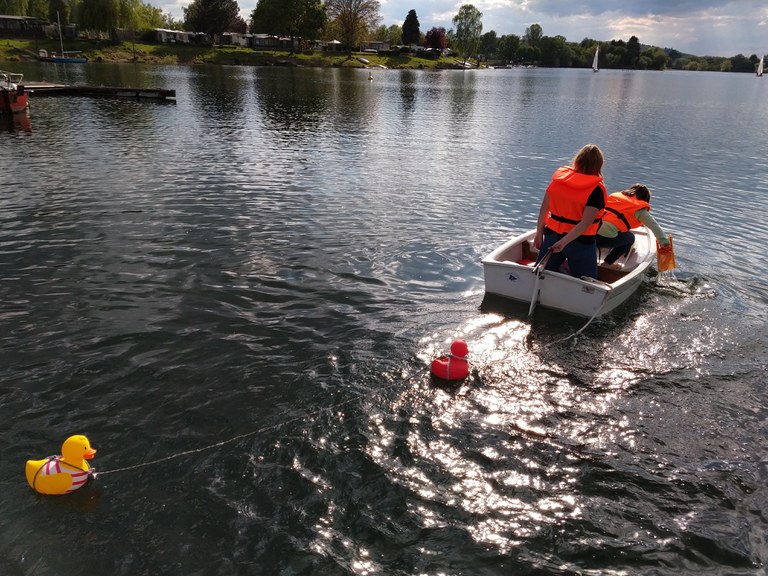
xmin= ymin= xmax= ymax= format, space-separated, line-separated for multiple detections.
xmin=528 ymin=248 xmax=552 ymax=317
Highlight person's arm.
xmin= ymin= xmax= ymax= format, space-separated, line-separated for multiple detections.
xmin=550 ymin=206 xmax=601 ymax=252
xmin=534 ymin=193 xmax=550 ymax=250
xmin=636 ymin=209 xmax=669 ymax=245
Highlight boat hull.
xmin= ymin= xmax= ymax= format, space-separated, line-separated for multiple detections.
xmin=482 ymin=228 xmax=656 ymax=317
xmin=41 ymin=57 xmax=87 ymax=63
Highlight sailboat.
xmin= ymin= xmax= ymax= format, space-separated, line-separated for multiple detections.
xmin=592 ymin=45 xmax=599 ymax=72
xmin=38 ymin=12 xmax=87 ymax=64
xmin=757 ymin=55 xmax=764 ymax=77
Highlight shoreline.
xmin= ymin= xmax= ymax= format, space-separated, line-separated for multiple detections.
xmin=1 ymin=39 xmax=478 ymax=70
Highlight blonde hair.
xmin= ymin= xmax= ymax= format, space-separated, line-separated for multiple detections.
xmin=572 ymin=144 xmax=604 ymax=176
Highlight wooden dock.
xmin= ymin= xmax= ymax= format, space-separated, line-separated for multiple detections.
xmin=24 ymin=82 xmax=176 ymax=101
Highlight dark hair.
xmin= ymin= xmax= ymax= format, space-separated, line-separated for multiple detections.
xmin=623 ymin=183 xmax=651 ymax=203
xmin=572 ymin=144 xmax=604 ymax=176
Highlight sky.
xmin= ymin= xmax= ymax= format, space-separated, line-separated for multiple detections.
xmin=154 ymin=0 xmax=768 ymax=58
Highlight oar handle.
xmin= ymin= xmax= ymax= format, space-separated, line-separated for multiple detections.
xmin=532 ymin=248 xmax=553 ymax=275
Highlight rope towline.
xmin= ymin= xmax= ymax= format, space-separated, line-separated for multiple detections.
xmin=96 ymin=364 xmax=431 ymax=476
xmin=96 ymin=314 xmax=599 ymax=478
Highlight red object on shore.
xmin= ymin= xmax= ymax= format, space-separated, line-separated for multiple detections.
xmin=431 ymin=339 xmax=470 ymax=381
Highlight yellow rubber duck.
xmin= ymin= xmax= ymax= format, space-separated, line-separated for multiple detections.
xmin=25 ymin=435 xmax=97 ymax=495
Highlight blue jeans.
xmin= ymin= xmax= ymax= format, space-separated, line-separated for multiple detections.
xmin=596 ymin=231 xmax=635 ymax=264
xmin=536 ymin=231 xmax=598 ymax=279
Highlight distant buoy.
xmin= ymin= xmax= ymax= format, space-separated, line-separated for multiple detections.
xmin=431 ymin=339 xmax=470 ymax=381
xmin=368 ymin=72 xmax=373 ymax=81
xmin=25 ymin=435 xmax=96 ymax=495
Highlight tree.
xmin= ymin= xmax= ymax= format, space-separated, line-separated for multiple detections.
xmin=478 ymin=30 xmax=497 ymax=61
xmin=539 ymin=35 xmax=573 ymax=67
xmin=524 ymin=23 xmax=542 ymax=47
xmin=27 ymin=0 xmax=47 ymax=19
xmin=324 ymin=0 xmax=380 ymax=53
xmin=452 ymin=4 xmax=482 ymax=65
xmin=184 ymin=0 xmax=241 ymax=37
xmin=78 ymin=0 xmax=120 ymax=32
xmin=0 ymin=0 xmax=27 ymax=15
xmin=372 ymin=23 xmax=401 ymax=45
xmin=627 ymin=35 xmax=640 ymax=67
xmin=497 ymin=34 xmax=519 ymax=63
xmin=640 ymin=46 xmax=669 ymax=70
xmin=401 ymin=8 xmax=419 ymax=46
xmin=251 ymin=0 xmax=325 ymax=45
xmin=161 ymin=11 xmax=183 ymax=29
xmin=516 ymin=42 xmax=538 ymax=64
xmin=48 ymin=0 xmax=69 ymax=23
xmin=424 ymin=26 xmax=446 ymax=50
xmin=729 ymin=53 xmax=753 ymax=73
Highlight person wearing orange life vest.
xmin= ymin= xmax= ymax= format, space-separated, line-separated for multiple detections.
xmin=597 ymin=184 xmax=670 ymax=269
xmin=534 ymin=144 xmax=608 ymax=279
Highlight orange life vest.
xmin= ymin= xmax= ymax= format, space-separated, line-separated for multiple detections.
xmin=545 ymin=166 xmax=607 ymax=236
xmin=602 ymin=192 xmax=650 ymax=232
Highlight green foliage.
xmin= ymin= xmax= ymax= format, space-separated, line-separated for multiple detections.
xmin=26 ymin=0 xmax=46 ymax=19
xmin=478 ymin=30 xmax=496 ymax=60
xmin=523 ymin=23 xmax=542 ymax=47
xmin=78 ymin=0 xmax=119 ymax=32
xmin=516 ymin=43 xmax=537 ymax=64
xmin=496 ymin=34 xmax=519 ymax=63
xmin=452 ymin=4 xmax=482 ymax=63
xmin=251 ymin=0 xmax=324 ymax=41
xmin=401 ymin=9 xmax=419 ymax=45
xmin=626 ymin=35 xmax=640 ymax=67
xmin=133 ymin=2 xmax=166 ymax=29
xmin=538 ymin=35 xmax=572 ymax=67
xmin=184 ymin=0 xmax=241 ymax=37
xmin=370 ymin=23 xmax=400 ymax=45
xmin=0 ymin=0 xmax=28 ymax=15
xmin=49 ymin=0 xmax=69 ymax=24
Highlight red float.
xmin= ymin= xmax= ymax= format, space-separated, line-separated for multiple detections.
xmin=430 ymin=339 xmax=470 ymax=381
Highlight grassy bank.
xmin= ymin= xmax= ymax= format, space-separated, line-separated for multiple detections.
xmin=0 ymin=38 xmax=465 ymax=69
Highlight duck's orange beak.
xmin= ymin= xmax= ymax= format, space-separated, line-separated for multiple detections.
xmin=84 ymin=448 xmax=96 ymax=460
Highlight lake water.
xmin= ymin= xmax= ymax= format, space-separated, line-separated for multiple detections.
xmin=1 ymin=62 xmax=767 ymax=575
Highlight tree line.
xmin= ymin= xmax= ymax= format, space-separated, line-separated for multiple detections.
xmin=0 ymin=0 xmax=762 ymax=73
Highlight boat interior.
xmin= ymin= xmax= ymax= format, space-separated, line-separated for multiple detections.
xmin=518 ymin=241 xmax=629 ymax=284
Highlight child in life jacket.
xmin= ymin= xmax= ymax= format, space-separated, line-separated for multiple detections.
xmin=597 ymin=183 xmax=670 ymax=269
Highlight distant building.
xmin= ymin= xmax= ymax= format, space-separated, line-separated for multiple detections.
xmin=360 ymin=41 xmax=389 ymax=52
xmin=154 ymin=29 xmax=210 ymax=45
xmin=0 ymin=14 xmax=45 ymax=39
xmin=220 ymin=32 xmax=251 ymax=47
xmin=249 ymin=34 xmax=295 ymax=51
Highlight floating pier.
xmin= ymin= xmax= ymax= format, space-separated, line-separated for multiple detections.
xmin=24 ymin=82 xmax=176 ymax=101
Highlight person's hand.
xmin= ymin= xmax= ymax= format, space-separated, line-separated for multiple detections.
xmin=551 ymin=239 xmax=566 ymax=253
xmin=658 ymin=237 xmax=671 ymax=247
xmin=534 ymin=232 xmax=543 ymax=250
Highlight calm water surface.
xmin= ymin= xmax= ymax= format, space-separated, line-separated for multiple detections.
xmin=1 ymin=63 xmax=767 ymax=575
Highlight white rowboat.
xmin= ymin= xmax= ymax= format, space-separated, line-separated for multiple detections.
xmin=482 ymin=227 xmax=656 ymax=318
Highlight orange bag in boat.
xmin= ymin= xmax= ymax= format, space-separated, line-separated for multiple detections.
xmin=656 ymin=235 xmax=676 ymax=271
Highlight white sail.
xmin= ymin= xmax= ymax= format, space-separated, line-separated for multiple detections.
xmin=592 ymin=46 xmax=599 ymax=72
xmin=758 ymin=55 xmax=764 ymax=77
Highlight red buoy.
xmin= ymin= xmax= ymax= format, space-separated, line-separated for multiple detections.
xmin=431 ymin=339 xmax=470 ymax=381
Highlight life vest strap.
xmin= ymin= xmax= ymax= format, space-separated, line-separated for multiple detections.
xmin=604 ymin=206 xmax=631 ymax=232
xmin=550 ymin=212 xmax=601 ymax=225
